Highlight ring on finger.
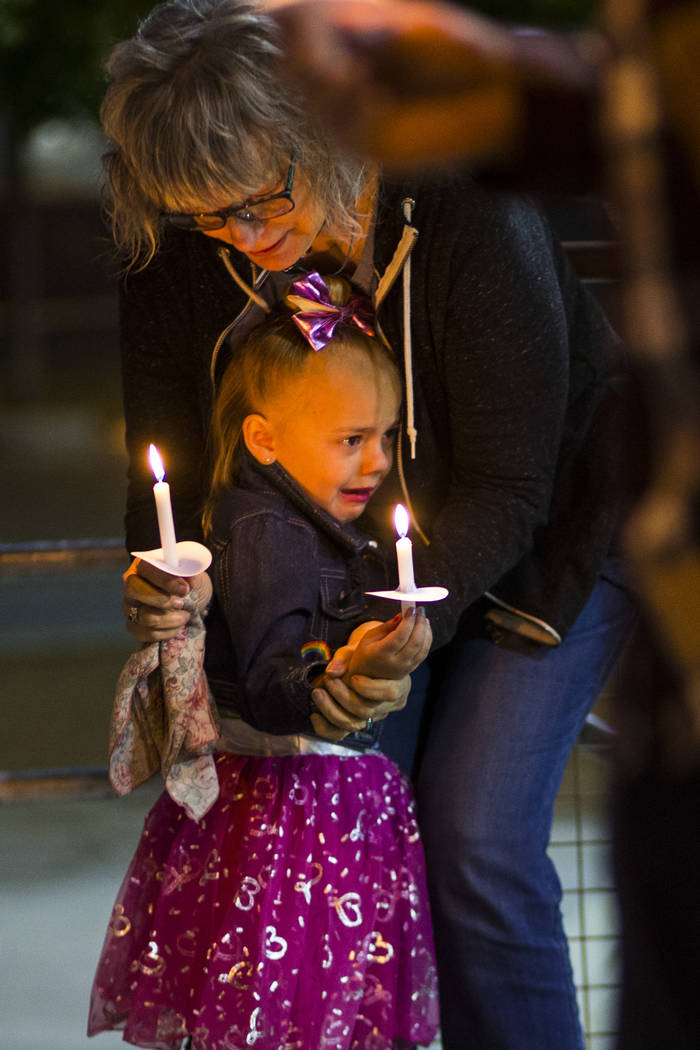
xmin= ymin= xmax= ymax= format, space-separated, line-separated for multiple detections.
xmin=128 ymin=604 xmax=140 ymax=624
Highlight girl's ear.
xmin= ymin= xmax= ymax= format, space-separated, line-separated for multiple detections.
xmin=242 ymin=413 xmax=277 ymax=465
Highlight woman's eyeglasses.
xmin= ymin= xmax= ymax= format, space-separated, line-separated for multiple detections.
xmin=161 ymin=158 xmax=296 ymax=232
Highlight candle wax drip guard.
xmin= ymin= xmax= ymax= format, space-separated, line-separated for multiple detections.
xmin=366 ymin=586 xmax=448 ymax=603
xmin=131 ymin=540 xmax=212 ymax=578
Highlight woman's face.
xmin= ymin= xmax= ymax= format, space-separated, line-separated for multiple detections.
xmin=198 ymin=166 xmax=326 ymax=271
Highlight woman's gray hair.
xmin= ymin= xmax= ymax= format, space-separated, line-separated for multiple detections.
xmin=101 ymin=0 xmax=366 ymax=267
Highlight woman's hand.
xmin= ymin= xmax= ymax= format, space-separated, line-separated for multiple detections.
xmin=310 ymin=672 xmax=412 ymax=741
xmin=274 ymin=0 xmax=521 ymax=169
xmin=122 ymin=558 xmax=212 ymax=643
xmin=274 ymin=0 xmax=602 ymax=170
xmin=309 ymin=608 xmax=431 ymax=739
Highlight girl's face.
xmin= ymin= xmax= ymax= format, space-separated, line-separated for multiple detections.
xmin=199 ymin=166 xmax=326 ymax=271
xmin=247 ymin=348 xmax=400 ymax=522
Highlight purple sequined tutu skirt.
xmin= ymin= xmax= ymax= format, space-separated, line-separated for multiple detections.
xmin=88 ymin=750 xmax=439 ymax=1049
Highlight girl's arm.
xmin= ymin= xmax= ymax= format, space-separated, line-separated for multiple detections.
xmin=211 ymin=504 xmax=428 ymax=739
xmin=211 ymin=507 xmax=373 ymax=736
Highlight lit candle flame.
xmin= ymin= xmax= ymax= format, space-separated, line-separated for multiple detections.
xmin=148 ymin=443 xmax=165 ymax=483
xmin=394 ymin=503 xmax=409 ymax=539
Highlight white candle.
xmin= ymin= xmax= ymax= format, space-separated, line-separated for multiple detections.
xmin=394 ymin=504 xmax=416 ymax=612
xmin=148 ymin=444 xmax=178 ymax=567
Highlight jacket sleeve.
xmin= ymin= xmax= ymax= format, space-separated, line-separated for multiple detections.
xmin=408 ymin=186 xmax=601 ymax=646
xmin=210 ymin=509 xmax=327 ymax=734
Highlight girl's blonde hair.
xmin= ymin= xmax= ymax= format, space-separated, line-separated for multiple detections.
xmin=101 ymin=0 xmax=366 ymax=268
xmin=203 ymin=277 xmax=398 ymax=534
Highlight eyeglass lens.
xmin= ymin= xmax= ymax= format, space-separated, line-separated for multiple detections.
xmin=197 ymin=196 xmax=294 ymax=230
xmin=164 ymin=158 xmax=296 ymax=231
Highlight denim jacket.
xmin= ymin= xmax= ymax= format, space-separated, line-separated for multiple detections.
xmin=203 ymin=452 xmax=395 ymax=750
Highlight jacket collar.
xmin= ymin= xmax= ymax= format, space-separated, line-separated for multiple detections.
xmin=213 ymin=449 xmax=375 ymax=557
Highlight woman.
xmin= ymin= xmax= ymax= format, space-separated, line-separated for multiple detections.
xmin=104 ymin=1 xmax=636 ymax=1047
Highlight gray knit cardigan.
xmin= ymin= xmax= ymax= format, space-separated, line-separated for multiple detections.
xmin=120 ymin=172 xmax=626 ymax=649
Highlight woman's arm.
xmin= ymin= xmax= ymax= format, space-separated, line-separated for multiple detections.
xmin=120 ymin=253 xmax=208 ymax=552
xmin=118 ymin=234 xmax=250 ymax=638
xmin=378 ymin=179 xmax=621 ymax=652
xmin=119 ymin=231 xmax=249 ymax=553
xmin=415 ymin=192 xmax=571 ymax=646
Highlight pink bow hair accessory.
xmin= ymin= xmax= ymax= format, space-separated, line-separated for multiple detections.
xmin=287 ymin=271 xmax=375 ymax=351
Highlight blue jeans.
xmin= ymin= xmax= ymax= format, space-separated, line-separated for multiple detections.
xmin=383 ymin=567 xmax=636 ymax=1050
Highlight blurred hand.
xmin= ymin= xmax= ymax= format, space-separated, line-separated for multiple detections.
xmin=273 ymin=0 xmax=602 ymax=169
xmin=122 ymin=558 xmax=212 ymax=642
xmin=273 ymin=0 xmax=520 ymax=168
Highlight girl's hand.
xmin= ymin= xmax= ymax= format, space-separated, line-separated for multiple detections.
xmin=309 ymin=608 xmax=431 ymax=739
xmin=344 ymin=607 xmax=432 ymax=680
xmin=122 ymin=558 xmax=212 ymax=642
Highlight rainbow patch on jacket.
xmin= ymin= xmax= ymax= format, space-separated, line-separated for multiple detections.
xmin=300 ymin=640 xmax=331 ymax=662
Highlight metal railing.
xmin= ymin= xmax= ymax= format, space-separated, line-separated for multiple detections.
xmin=0 ymin=766 xmax=113 ymax=802
xmin=0 ymin=537 xmax=127 ymax=575
xmin=0 ymin=538 xmax=128 ymax=802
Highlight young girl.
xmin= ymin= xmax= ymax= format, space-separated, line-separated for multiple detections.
xmin=88 ymin=274 xmax=439 ymax=1050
